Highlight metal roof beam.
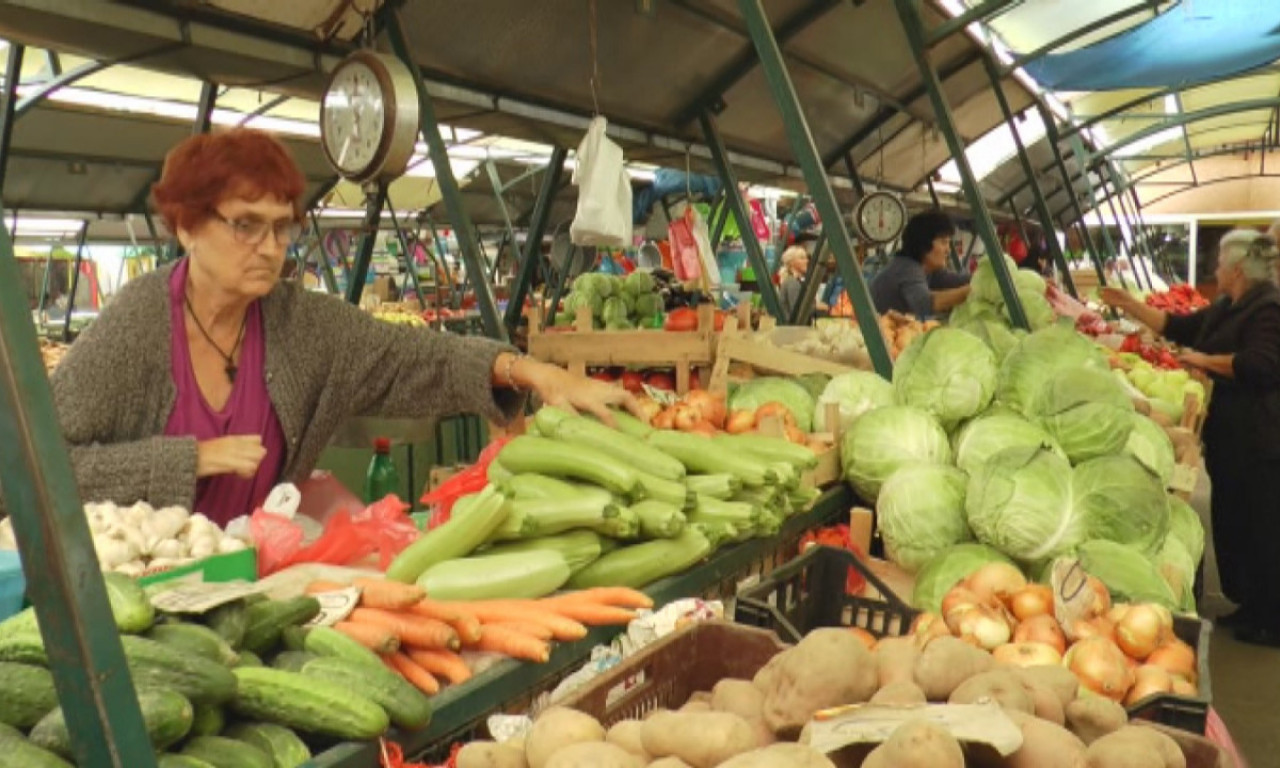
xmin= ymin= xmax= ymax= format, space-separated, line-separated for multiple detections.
xmin=1142 ymin=172 xmax=1280 ymax=207
xmin=1097 ymin=97 xmax=1280 ymax=157
xmin=926 ymin=0 xmax=1021 ymax=46
xmin=1002 ymin=1 xmax=1165 ymax=75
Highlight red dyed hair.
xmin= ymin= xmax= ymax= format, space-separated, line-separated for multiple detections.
xmin=151 ymin=128 xmax=306 ymax=234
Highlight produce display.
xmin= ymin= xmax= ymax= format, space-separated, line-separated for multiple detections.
xmin=371 ymin=305 xmax=429 ymax=327
xmin=876 ymin=311 xmax=937 ymax=360
xmin=1144 ymin=284 xmax=1210 ymax=315
xmin=1111 ymin=353 xmax=1207 ymax=424
xmin=553 ymin=272 xmax=667 ymax=330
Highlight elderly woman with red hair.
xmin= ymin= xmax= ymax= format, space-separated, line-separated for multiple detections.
xmin=50 ymin=129 xmax=635 ymax=525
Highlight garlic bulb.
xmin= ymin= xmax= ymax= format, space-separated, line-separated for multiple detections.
xmin=149 ymin=538 xmax=185 ymax=560
xmin=115 ymin=560 xmax=146 ymax=577
xmin=149 ymin=507 xmax=189 ymax=541
xmin=218 ymin=537 xmax=248 ymax=554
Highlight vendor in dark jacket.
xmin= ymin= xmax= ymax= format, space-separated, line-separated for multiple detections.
xmin=1101 ymin=230 xmax=1280 ymax=647
xmin=869 ymin=211 xmax=971 ymax=320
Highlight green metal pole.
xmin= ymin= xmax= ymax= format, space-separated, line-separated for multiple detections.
xmin=1111 ymin=178 xmax=1155 ymax=289
xmin=344 ymin=184 xmax=387 ymax=305
xmin=0 ymin=44 xmax=25 ymax=188
xmin=308 ymin=212 xmax=340 ymax=294
xmin=543 ymin=246 xmax=581 ymax=331
xmin=982 ymin=57 xmax=1077 ymax=298
xmin=698 ymin=111 xmax=783 ymax=320
xmin=386 ymin=202 xmax=427 ymax=310
xmin=791 ymin=231 xmax=828 ymax=325
xmin=927 ymin=177 xmax=965 ymax=272
xmin=896 ymin=0 xmax=1027 ymax=328
xmin=737 ymin=0 xmax=892 ymax=377
xmin=708 ymin=190 xmax=730 ymax=251
xmin=387 ymin=10 xmax=505 ymax=341
xmin=61 ymin=222 xmax=89 ymax=343
xmin=507 ymin=146 xmax=568 ymax=333
xmin=484 ymin=159 xmax=519 ymax=283
xmin=0 ymin=213 xmax=157 ymax=767
xmin=1039 ymin=105 xmax=1108 ymax=287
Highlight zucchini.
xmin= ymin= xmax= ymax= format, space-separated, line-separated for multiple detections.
xmin=241 ymin=597 xmax=321 ymax=655
xmin=634 ymin=470 xmax=696 ymax=510
xmin=498 ymin=472 xmax=582 ymax=500
xmin=417 ymin=550 xmax=571 ymax=600
xmin=646 ymin=430 xmax=777 ymax=487
xmin=0 ymin=722 xmax=72 ymax=768
xmin=713 ymin=433 xmax=819 ymax=469
xmin=235 ymin=650 xmax=265 ymax=668
xmin=202 ymin=600 xmax=248 ymax=649
xmin=270 ymin=651 xmax=320 ymax=673
xmin=121 ymin=635 xmax=238 ymax=704
xmin=0 ymin=662 xmax=56 ymax=728
xmin=103 ymin=572 xmax=156 ymax=634
xmin=230 ymin=667 xmax=389 ymax=741
xmin=693 ymin=521 xmax=738 ymax=550
xmin=568 ymin=527 xmax=712 ymax=589
xmin=769 ymin=461 xmax=800 ymax=490
xmin=159 ymin=756 xmax=217 ymax=768
xmin=690 ymin=496 xmax=762 ymax=528
xmin=189 ymin=703 xmax=226 ymax=738
xmin=302 ymin=626 xmax=385 ymax=672
xmin=683 ymin=473 xmax=742 ymax=500
xmin=595 ymin=505 xmax=641 ymax=539
xmin=147 ymin=623 xmax=240 ymax=666
xmin=631 ymin=500 xmax=686 ymax=539
xmin=385 ymin=485 xmax=508 ymax=583
xmin=546 ymin=411 xmax=686 ymax=482
xmin=225 ymin=722 xmax=311 ymax=768
xmin=498 ymin=491 xmax=621 ymax=538
xmin=602 ymin=409 xmax=654 ymax=439
xmin=497 ymin=436 xmax=638 ymax=496
xmin=482 ymin=530 xmax=607 ymax=575
xmin=302 ymin=656 xmax=433 ymax=731
xmin=486 ymin=460 xmax=515 ymax=484
xmin=30 ymin=688 xmax=193 ymax=757
xmin=181 ymin=735 xmax=274 ymax=768
xmin=487 ymin=505 xmax=542 ymax=541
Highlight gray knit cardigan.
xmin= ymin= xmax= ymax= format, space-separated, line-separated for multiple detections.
xmin=47 ymin=266 xmax=522 ymax=510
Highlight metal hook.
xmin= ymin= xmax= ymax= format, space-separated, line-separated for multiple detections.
xmin=588 ymin=0 xmax=601 ymax=115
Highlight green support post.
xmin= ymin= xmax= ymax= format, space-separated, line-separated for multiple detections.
xmin=708 ymin=190 xmax=730 ymax=251
xmin=0 ymin=214 xmax=157 ymax=767
xmin=61 ymin=222 xmax=89 ymax=342
xmin=0 ymin=43 xmax=24 ymax=187
xmin=308 ymin=212 xmax=340 ymax=294
xmin=926 ymin=177 xmax=964 ymax=272
xmin=544 ymin=246 xmax=582 ymax=331
xmin=387 ymin=9 xmax=506 ymax=341
xmin=698 ymin=110 xmax=783 ymax=320
xmin=386 ymin=203 xmax=427 ymax=310
xmin=982 ymin=57 xmax=1077 ymax=298
xmin=484 ymin=159 xmax=519 ymax=282
xmin=1038 ymin=103 xmax=1108 ymax=287
xmin=737 ymin=0 xmax=892 ymax=377
xmin=791 ymin=231 xmax=828 ymax=325
xmin=344 ymin=183 xmax=387 ymax=305
xmin=896 ymin=0 xmax=1027 ymax=328
xmin=507 ymin=146 xmax=568 ymax=334
xmin=1067 ymin=137 xmax=1132 ymax=291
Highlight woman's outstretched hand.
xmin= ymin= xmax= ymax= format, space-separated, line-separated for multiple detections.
xmin=526 ymin=363 xmax=643 ymax=427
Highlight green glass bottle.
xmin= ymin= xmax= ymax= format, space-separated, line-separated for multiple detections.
xmin=363 ymin=437 xmax=401 ymax=503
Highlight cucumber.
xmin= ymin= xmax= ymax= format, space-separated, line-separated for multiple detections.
xmin=0 ymin=722 xmax=72 ymax=768
xmin=121 ymin=635 xmax=238 ymax=704
xmin=482 ymin=530 xmax=607 ymax=575
xmin=634 ymin=470 xmax=697 ymax=510
xmin=0 ymin=662 xmax=56 ymax=728
xmin=684 ymin=473 xmax=742 ymax=500
xmin=103 ymin=572 xmax=156 ymax=634
xmin=159 ymin=756 xmax=217 ymax=768
xmin=147 ymin=623 xmax=240 ymax=666
xmin=225 ymin=722 xmax=312 ymax=768
xmin=30 ymin=689 xmax=193 ymax=757
xmin=569 ymin=527 xmax=712 ymax=589
xmin=417 ymin=550 xmax=571 ymax=601
xmin=385 ymin=485 xmax=508 ymax=583
xmin=230 ymin=667 xmax=389 ymax=741
xmin=302 ymin=626 xmax=385 ymax=672
xmin=713 ymin=433 xmax=820 ymax=469
xmin=302 ymin=656 xmax=433 ymax=731
xmin=546 ymin=411 xmax=687 ymax=481
xmin=646 ymin=430 xmax=777 ymax=487
xmin=202 ymin=600 xmax=248 ymax=649
xmin=0 ymin=632 xmax=47 ymax=665
xmin=279 ymin=626 xmax=309 ymax=652
xmin=189 ymin=703 xmax=226 ymax=738
xmin=270 ymin=651 xmax=320 ymax=673
xmin=241 ymin=597 xmax=321 ymax=655
xmin=235 ymin=650 xmax=265 ymax=668
xmin=631 ymin=500 xmax=687 ymax=539
xmin=181 ymin=735 xmax=274 ymax=768
xmin=497 ymin=436 xmax=638 ymax=496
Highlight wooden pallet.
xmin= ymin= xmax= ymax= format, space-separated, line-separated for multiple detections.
xmin=707 ymin=315 xmax=858 ymax=395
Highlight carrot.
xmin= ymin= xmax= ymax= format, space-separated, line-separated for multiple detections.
xmin=544 ymin=587 xmax=654 ymax=610
xmin=485 ymin=620 xmax=554 ymax=641
xmin=349 ymin=607 xmax=460 ymax=650
xmin=304 ymin=579 xmax=348 ymax=595
xmin=409 ymin=599 xmax=483 ymax=645
xmin=353 ymin=577 xmax=426 ymax=610
xmin=334 ymin=620 xmax=400 ymax=654
xmin=385 ymin=652 xmax=441 ymax=695
xmin=474 ymin=625 xmax=550 ymax=663
xmin=540 ymin=601 xmax=637 ymax=626
xmin=441 ymin=601 xmax=588 ymax=642
xmin=404 ymin=648 xmax=472 ymax=685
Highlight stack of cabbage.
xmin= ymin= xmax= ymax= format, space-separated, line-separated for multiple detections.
xmin=950 ymin=254 xmax=1056 ymax=334
xmin=555 ymin=272 xmax=664 ymax=330
xmin=834 ymin=324 xmax=1203 ymax=614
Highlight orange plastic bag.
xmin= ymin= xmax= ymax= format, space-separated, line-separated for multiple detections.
xmin=251 ymin=495 xmax=419 ymax=577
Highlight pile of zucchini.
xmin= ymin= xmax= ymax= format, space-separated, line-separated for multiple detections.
xmin=385 ymin=406 xmax=822 ymax=595
xmin=0 ymin=573 xmax=432 ymax=767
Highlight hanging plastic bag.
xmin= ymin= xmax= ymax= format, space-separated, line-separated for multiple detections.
xmin=250 ymin=494 xmax=420 ymax=577
xmin=688 ymin=204 xmax=720 ymax=289
xmin=749 ymin=198 xmax=771 ymax=241
xmin=570 ymin=116 xmax=633 ymax=248
xmin=669 ymin=206 xmax=702 ymax=282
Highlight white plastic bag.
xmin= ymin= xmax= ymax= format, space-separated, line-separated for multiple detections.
xmin=687 ymin=204 xmax=720 ymax=289
xmin=570 ymin=116 xmax=633 ymax=247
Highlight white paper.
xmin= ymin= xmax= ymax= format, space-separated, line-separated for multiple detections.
xmin=806 ymin=703 xmax=1024 ymax=757
xmin=304 ymin=587 xmax=361 ymax=628
xmin=148 ymin=580 xmax=261 ymax=614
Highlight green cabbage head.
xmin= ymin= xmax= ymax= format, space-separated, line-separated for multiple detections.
xmin=997 ymin=325 xmax=1111 ymax=416
xmin=912 ymin=543 xmax=1016 ymax=613
xmin=953 ymin=409 xmax=1065 ymax=476
xmin=1032 ymin=367 xmax=1135 ymax=463
xmin=893 ymin=328 xmax=998 ymax=432
xmin=813 ymin=370 xmax=895 ymax=432
xmin=965 ymin=444 xmax=1082 ymax=562
xmin=954 ymin=318 xmax=1021 ymax=363
xmin=729 ymin=377 xmax=816 ymax=432
xmin=1166 ymin=494 xmax=1205 ymax=565
xmin=1124 ymin=413 xmax=1177 ymax=485
xmin=1071 ymin=455 xmax=1170 ymax=553
xmin=876 ymin=464 xmax=972 ymax=573
xmin=1074 ymin=540 xmax=1177 ymax=608
xmin=841 ymin=405 xmax=951 ymax=503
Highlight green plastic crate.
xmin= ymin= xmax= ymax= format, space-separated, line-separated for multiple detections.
xmin=137 ymin=547 xmax=258 ymax=588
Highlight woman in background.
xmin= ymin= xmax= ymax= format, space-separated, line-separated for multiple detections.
xmin=777 ymin=244 xmax=828 ymax=320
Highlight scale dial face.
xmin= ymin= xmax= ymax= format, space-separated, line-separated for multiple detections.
xmin=854 ymin=191 xmax=908 ymax=245
xmin=322 ymin=58 xmax=388 ymax=179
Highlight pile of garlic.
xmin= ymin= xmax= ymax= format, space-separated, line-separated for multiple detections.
xmin=0 ymin=501 xmax=249 ymax=577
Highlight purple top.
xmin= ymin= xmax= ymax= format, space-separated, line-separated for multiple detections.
xmin=164 ymin=259 xmax=285 ymax=526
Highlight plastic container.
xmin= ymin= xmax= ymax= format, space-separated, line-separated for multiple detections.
xmin=0 ymin=550 xmax=25 ymax=622
xmin=363 ymin=437 xmax=400 ymax=503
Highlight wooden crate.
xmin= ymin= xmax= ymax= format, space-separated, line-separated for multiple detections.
xmin=707 ymin=315 xmax=860 ymax=395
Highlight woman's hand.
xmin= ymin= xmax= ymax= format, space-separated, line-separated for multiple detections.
xmin=1098 ymin=287 xmax=1136 ymax=311
xmin=196 ymin=435 xmax=266 ymax=479
xmin=1178 ymin=351 xmax=1209 ymax=370
xmin=520 ymin=359 xmax=642 ymax=426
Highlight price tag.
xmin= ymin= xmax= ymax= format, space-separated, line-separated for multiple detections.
xmin=806 ymin=703 xmax=1022 ymax=757
xmin=148 ymin=581 xmax=261 ymax=614
xmin=305 ymin=587 xmax=362 ymax=628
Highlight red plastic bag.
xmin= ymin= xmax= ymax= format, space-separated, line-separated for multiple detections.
xmin=799 ymin=525 xmax=868 ymax=595
xmin=250 ymin=495 xmax=420 ymax=577
xmin=668 ymin=207 xmax=703 ymax=282
xmin=419 ymin=437 xmax=512 ymax=529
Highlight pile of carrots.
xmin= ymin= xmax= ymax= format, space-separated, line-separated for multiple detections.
xmin=304 ymin=577 xmax=653 ymax=695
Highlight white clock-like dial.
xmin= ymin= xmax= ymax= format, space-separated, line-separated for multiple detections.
xmin=854 ymin=192 xmax=907 ymax=245
xmin=323 ymin=61 xmax=386 ymax=176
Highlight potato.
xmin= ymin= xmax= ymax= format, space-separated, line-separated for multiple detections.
xmin=751 ymin=653 xmax=783 ymax=694
xmin=544 ymin=741 xmax=644 ymax=768
xmin=762 ymin=628 xmax=878 ymax=736
xmin=1065 ymin=697 xmax=1128 ymax=745
xmin=646 ymin=759 xmax=692 ymax=768
xmin=687 ymin=691 xmax=712 ymax=706
xmin=1002 ymin=710 xmax=1086 ymax=768
xmin=874 ymin=636 xmax=921 ymax=688
xmin=861 ymin=718 xmax=964 ymax=768
xmin=711 ymin=679 xmax=765 ymax=721
xmin=913 ymin=636 xmax=994 ymax=701
xmin=1016 ymin=665 xmax=1079 ymax=709
xmin=640 ymin=710 xmax=757 ymax=768
xmin=678 ymin=701 xmax=711 ymax=714
xmin=1024 ymin=680 xmax=1066 ymax=725
xmin=745 ymin=717 xmax=775 ymax=749
xmin=869 ymin=680 xmax=927 ymax=706
xmin=714 ymin=743 xmax=837 ymax=768
xmin=457 ymin=741 xmax=528 ymax=768
xmin=606 ymin=720 xmax=651 ymax=761
xmin=642 ymin=707 xmax=672 ymax=721
xmin=1080 ymin=725 xmax=1186 ymax=768
xmin=526 ymin=707 xmax=606 ymax=768
xmin=947 ymin=670 xmax=1033 ymax=713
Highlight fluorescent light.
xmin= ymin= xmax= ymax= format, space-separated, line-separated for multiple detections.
xmin=10 ymin=217 xmax=84 ymax=236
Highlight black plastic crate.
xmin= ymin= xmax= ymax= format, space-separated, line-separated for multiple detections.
xmin=1126 ymin=615 xmax=1213 ymax=735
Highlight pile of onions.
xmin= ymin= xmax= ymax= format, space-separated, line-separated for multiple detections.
xmin=1065 ymin=636 xmax=1135 ymax=702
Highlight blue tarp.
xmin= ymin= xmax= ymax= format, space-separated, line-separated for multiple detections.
xmin=632 ymin=168 xmax=722 ymax=224
xmin=1023 ymin=0 xmax=1280 ymax=91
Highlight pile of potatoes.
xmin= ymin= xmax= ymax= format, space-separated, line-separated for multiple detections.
xmin=457 ymin=627 xmax=1206 ymax=768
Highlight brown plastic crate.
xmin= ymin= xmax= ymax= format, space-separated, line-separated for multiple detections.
xmin=558 ymin=621 xmax=786 ymax=726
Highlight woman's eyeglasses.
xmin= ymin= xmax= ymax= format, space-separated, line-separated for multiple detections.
xmin=213 ymin=213 xmax=303 ymax=247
